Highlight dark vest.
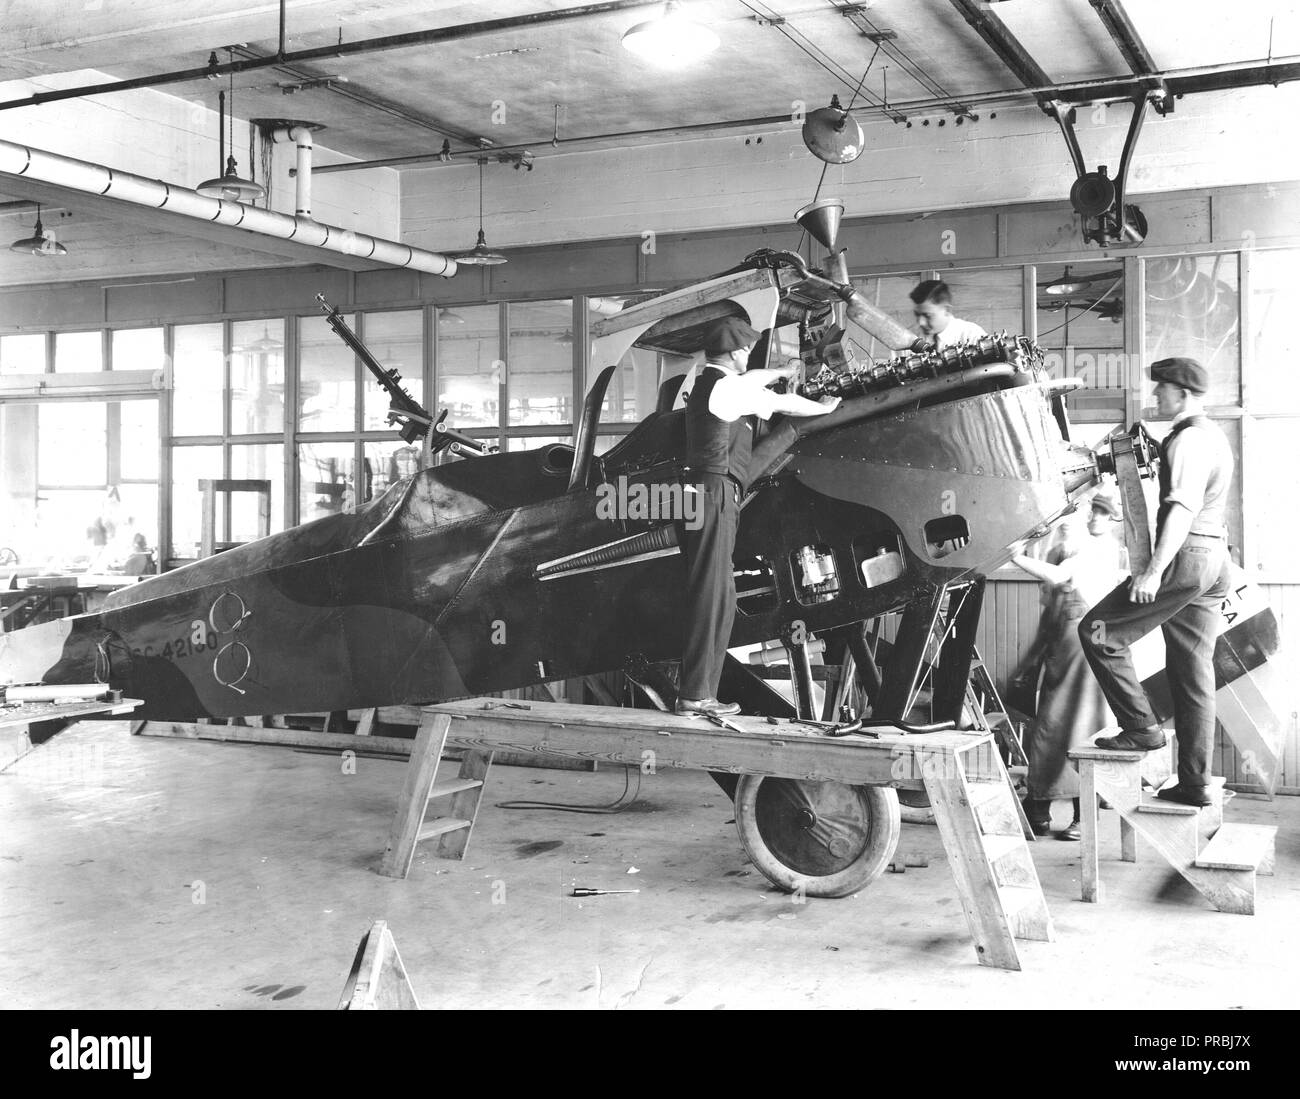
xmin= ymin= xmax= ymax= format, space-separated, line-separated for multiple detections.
xmin=1157 ymin=415 xmax=1232 ymax=538
xmin=685 ymin=366 xmax=752 ymax=484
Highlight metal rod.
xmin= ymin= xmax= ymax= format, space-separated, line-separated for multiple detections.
xmin=0 ymin=0 xmax=666 ymax=113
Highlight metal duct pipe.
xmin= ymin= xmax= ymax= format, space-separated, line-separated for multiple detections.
xmin=272 ymin=126 xmax=314 ymax=220
xmin=0 ymin=136 xmax=457 ymax=277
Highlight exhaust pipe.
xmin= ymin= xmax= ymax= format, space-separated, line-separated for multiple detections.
xmin=0 ymin=136 xmax=458 ymax=278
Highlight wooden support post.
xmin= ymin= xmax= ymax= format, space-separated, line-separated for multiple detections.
xmin=1079 ymin=756 xmax=1101 ymax=903
xmin=1120 ymin=817 xmax=1137 ymax=863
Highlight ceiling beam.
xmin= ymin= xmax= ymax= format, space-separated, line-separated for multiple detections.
xmin=1087 ymin=0 xmax=1170 ymax=111
xmin=0 ymin=0 xmax=666 ymax=114
xmin=947 ymin=0 xmax=1054 ymax=96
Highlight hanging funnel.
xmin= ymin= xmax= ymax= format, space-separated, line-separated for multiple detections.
xmin=794 ymin=199 xmax=844 ymax=251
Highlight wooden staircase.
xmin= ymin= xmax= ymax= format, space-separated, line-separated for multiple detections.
xmin=1071 ymin=743 xmax=1276 ymax=915
xmin=920 ymin=739 xmax=1054 ymax=970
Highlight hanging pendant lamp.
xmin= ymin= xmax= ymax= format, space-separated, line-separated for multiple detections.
xmin=452 ymin=159 xmax=507 ymax=266
xmin=197 ymin=51 xmax=265 ymax=202
xmin=9 ymin=203 xmax=67 ymax=255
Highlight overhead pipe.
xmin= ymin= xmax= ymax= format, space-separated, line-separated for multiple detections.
xmin=0 ymin=136 xmax=457 ymax=277
xmin=0 ymin=1 xmax=666 ymax=113
xmin=313 ymin=54 xmax=1300 ymax=175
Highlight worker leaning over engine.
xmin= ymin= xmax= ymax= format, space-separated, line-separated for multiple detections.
xmin=676 ymin=317 xmax=840 ymax=717
xmin=909 ymin=279 xmax=987 ymax=350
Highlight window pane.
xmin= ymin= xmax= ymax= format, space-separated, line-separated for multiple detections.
xmin=112 ymin=327 xmax=165 ymax=373
xmin=508 ymin=299 xmax=573 ymax=428
xmin=231 ymin=319 xmax=285 ymax=435
xmin=299 ymin=314 xmax=355 ymax=433
xmin=506 ymin=435 xmax=570 ymax=452
xmin=1249 ymin=419 xmax=1297 ymax=573
xmin=39 ymin=402 xmax=107 ymax=485
xmin=172 ymin=323 xmax=224 ymax=436
xmin=1246 ymin=249 xmax=1300 ymax=412
xmin=115 ymin=483 xmax=158 ymax=570
xmin=1036 ymin=261 xmax=1127 ymax=417
xmin=436 ymin=304 xmax=499 ymax=429
xmin=848 ymin=273 xmax=921 ymax=359
xmin=601 ymin=345 xmax=662 ymax=424
xmin=1144 ymin=254 xmax=1240 ymax=407
xmin=39 ymin=489 xmax=107 ymax=569
xmin=363 ymin=311 xmax=424 ymax=432
xmin=299 ymin=441 xmax=355 ymax=523
xmin=170 ymin=445 xmax=223 ymax=559
xmin=942 ymin=268 xmax=1023 ymax=336
xmin=120 ymin=400 xmax=159 ymax=481
xmin=0 ymin=404 xmax=38 ymax=564
xmin=1 ymin=333 xmax=45 ymax=375
xmin=54 ymin=331 xmax=102 ymax=372
xmin=230 ymin=444 xmax=284 ymax=541
xmin=362 ymin=440 xmax=424 ymax=505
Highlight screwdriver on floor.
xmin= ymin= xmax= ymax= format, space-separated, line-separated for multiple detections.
xmin=571 ymin=887 xmax=640 ymax=897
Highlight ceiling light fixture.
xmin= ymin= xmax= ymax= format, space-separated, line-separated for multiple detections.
xmin=9 ymin=203 xmax=67 ymax=255
xmin=451 ymin=159 xmax=507 ymax=267
xmin=802 ymin=95 xmax=864 ymax=164
xmin=1043 ymin=266 xmax=1087 ymax=297
xmin=197 ymin=50 xmax=266 ymax=202
xmin=621 ymin=1 xmax=720 ymax=67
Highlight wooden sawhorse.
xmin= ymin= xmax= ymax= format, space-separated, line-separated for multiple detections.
xmin=379 ymin=699 xmax=1055 ymax=970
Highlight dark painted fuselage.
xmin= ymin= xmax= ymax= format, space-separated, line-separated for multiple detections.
xmin=0 ymin=374 xmax=1090 ymax=720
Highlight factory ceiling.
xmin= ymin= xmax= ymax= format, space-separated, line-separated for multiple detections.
xmin=0 ymin=0 xmax=1295 ymax=288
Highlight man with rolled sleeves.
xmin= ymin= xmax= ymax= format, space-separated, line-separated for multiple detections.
xmin=1078 ymin=357 xmax=1234 ymax=806
xmin=676 ymin=317 xmax=840 ymax=717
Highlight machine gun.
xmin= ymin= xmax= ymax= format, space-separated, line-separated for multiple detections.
xmin=315 ymin=293 xmax=485 ymax=456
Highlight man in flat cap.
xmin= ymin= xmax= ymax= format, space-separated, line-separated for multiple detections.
xmin=1079 ymin=357 xmax=1234 ymax=806
xmin=676 ymin=316 xmax=840 ymax=717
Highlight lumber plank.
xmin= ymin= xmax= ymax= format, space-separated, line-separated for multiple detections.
xmin=1194 ymin=823 xmax=1277 ymax=871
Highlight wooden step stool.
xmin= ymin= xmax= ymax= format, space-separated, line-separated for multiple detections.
xmin=1071 ymin=742 xmax=1276 ymax=915
xmin=378 ymin=712 xmax=493 ymax=879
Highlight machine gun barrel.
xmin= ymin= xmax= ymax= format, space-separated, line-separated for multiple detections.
xmin=316 ymin=293 xmax=431 ymax=444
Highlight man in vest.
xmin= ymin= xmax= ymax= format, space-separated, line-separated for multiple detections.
xmin=676 ymin=317 xmax=841 ymax=717
xmin=1078 ymin=357 xmax=1234 ymax=806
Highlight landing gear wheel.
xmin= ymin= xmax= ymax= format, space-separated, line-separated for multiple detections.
xmin=733 ymin=777 xmax=900 ymax=898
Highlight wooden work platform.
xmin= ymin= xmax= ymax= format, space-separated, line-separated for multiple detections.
xmin=0 ymin=696 xmax=142 ymax=770
xmin=381 ymin=699 xmax=1053 ymax=971
xmin=428 ymin=698 xmax=1001 ymax=789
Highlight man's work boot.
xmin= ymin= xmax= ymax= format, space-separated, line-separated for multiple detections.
xmin=1094 ymin=724 xmax=1166 ymax=752
xmin=675 ymin=697 xmax=742 ymax=717
xmin=1156 ymin=783 xmax=1213 ymax=807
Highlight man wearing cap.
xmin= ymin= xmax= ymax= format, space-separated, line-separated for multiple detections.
xmin=676 ymin=316 xmax=840 ymax=717
xmin=1078 ymin=357 xmax=1234 ymax=806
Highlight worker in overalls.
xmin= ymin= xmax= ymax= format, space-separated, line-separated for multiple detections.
xmin=1079 ymin=358 xmax=1233 ymax=806
xmin=676 ymin=317 xmax=840 ymax=717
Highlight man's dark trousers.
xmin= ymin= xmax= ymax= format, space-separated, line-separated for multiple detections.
xmin=1078 ymin=535 xmax=1231 ymax=788
xmin=680 ymin=473 xmax=740 ymax=700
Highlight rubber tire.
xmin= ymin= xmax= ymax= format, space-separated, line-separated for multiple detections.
xmin=733 ymin=777 xmax=900 ymax=898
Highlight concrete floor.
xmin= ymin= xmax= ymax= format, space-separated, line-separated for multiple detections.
xmin=1 ymin=721 xmax=1297 ymax=1010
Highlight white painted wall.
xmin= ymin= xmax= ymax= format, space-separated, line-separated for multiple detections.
xmin=401 ymin=83 xmax=1300 ymax=249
